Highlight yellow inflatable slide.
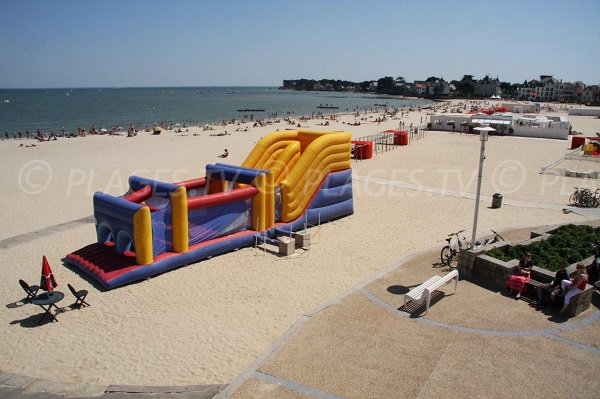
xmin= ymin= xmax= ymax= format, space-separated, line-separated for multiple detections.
xmin=242 ymin=130 xmax=352 ymax=222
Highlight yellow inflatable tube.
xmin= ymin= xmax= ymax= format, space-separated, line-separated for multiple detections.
xmin=133 ymin=206 xmax=153 ymax=265
xmin=280 ymin=132 xmax=351 ymax=222
xmin=171 ymin=186 xmax=189 ymax=253
xmin=242 ymin=131 xmax=299 ymax=169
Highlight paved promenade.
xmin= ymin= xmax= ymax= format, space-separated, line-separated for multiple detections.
xmin=219 ymin=228 xmax=600 ymax=398
xmin=3 ymin=227 xmax=600 ymax=398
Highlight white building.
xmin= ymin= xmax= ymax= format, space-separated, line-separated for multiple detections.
xmin=518 ymin=76 xmax=578 ymax=102
xmin=501 ymin=102 xmax=540 ymax=113
xmin=428 ymin=112 xmax=570 ymax=140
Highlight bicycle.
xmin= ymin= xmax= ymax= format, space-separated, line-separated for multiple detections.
xmin=483 ymin=229 xmax=505 ymax=245
xmin=569 ymin=187 xmax=599 ymax=208
xmin=440 ymin=229 xmax=504 ymax=268
xmin=440 ymin=230 xmax=467 ymax=268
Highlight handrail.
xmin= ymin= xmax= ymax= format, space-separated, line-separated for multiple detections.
xmin=541 ymin=145 xmax=582 ymax=173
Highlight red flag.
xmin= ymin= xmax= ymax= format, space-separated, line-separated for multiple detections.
xmin=40 ymin=256 xmax=58 ymax=292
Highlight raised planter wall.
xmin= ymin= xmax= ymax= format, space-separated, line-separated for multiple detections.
xmin=458 ymin=225 xmax=596 ymax=316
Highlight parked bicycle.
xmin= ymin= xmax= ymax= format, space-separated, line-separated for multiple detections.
xmin=440 ymin=230 xmax=467 ymax=268
xmin=483 ymin=229 xmax=505 ymax=245
xmin=569 ymin=187 xmax=599 ymax=208
xmin=440 ymin=229 xmax=505 ymax=267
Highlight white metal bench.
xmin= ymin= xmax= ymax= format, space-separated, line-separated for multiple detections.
xmin=404 ymin=270 xmax=459 ymax=314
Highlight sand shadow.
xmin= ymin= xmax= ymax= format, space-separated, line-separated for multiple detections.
xmin=547 ymin=312 xmax=571 ymax=323
xmin=399 ymin=290 xmax=447 ymax=318
xmin=431 ymin=261 xmax=447 ymax=269
xmin=468 ymin=276 xmax=504 ymax=293
xmin=6 ymin=299 xmax=28 ymax=309
xmin=10 ymin=304 xmax=78 ymax=328
xmin=387 ymin=284 xmax=418 ymax=295
xmin=591 ymin=292 xmax=600 ymax=310
xmin=432 ymin=262 xmax=457 ymax=273
xmin=10 ymin=312 xmax=56 ymax=328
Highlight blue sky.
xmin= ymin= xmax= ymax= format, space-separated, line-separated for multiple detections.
xmin=0 ymin=0 xmax=598 ymax=88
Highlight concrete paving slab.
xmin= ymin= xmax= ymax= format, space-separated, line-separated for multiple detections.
xmin=557 ymin=317 xmax=600 ymax=349
xmin=105 ymin=384 xmax=224 ymax=394
xmin=0 ymin=385 xmax=64 ymax=398
xmin=259 ymin=292 xmax=453 ymax=398
xmin=365 ymin=252 xmax=598 ymax=331
xmin=23 ymin=378 xmax=106 ymax=397
xmin=0 ymin=372 xmax=17 ymax=384
xmin=1 ymin=373 xmax=35 ymax=389
xmin=22 ymin=379 xmax=69 ymax=395
xmin=229 ymin=378 xmax=315 ymax=399
xmin=418 ymin=333 xmax=600 ymax=399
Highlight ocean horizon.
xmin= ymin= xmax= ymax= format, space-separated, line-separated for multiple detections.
xmin=0 ymin=87 xmax=434 ymax=136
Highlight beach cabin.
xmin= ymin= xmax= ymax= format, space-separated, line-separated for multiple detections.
xmin=427 ymin=112 xmax=570 ymax=140
xmin=511 ymin=114 xmax=570 ymax=140
xmin=428 ymin=113 xmax=473 ymax=132
xmin=502 ymin=102 xmax=541 ymax=114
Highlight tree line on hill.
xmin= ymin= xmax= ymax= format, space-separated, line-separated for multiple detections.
xmin=281 ymin=75 xmax=518 ymax=97
xmin=281 ymin=75 xmax=600 ymax=103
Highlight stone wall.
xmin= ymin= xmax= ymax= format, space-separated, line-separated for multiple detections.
xmin=458 ymin=225 xmax=596 ymax=316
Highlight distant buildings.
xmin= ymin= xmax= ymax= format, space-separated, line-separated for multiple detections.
xmin=280 ymin=75 xmax=600 ymax=103
xmin=517 ymin=75 xmax=591 ymax=102
xmin=474 ymin=76 xmax=501 ymax=97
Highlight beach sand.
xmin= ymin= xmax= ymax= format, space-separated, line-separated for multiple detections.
xmin=1 ymin=101 xmax=600 ymax=386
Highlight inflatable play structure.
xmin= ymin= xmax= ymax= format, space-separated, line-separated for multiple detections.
xmin=65 ymin=130 xmax=354 ymax=289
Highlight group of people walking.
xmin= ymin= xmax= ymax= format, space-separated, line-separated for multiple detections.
xmin=505 ymin=251 xmax=596 ymax=314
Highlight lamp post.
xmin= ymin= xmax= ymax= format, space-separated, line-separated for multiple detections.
xmin=470 ymin=125 xmax=494 ymax=249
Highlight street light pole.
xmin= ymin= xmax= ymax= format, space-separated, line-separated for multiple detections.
xmin=471 ymin=128 xmax=490 ymax=250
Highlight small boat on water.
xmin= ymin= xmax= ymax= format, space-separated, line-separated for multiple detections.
xmin=237 ymin=108 xmax=265 ymax=112
xmin=317 ymin=104 xmax=338 ymax=109
xmin=2 ymin=99 xmax=9 ymax=103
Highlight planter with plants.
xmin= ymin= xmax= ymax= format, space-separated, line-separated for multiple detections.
xmin=485 ymin=224 xmax=600 ymax=272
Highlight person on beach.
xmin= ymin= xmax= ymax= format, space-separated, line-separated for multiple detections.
xmin=505 ymin=252 xmax=534 ymax=298
xmin=218 ymin=149 xmax=229 ymax=158
xmin=559 ymin=263 xmax=588 ymax=314
xmin=536 ymin=262 xmax=569 ymax=309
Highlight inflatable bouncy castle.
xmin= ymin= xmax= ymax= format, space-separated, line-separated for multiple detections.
xmin=65 ymin=130 xmax=354 ymax=289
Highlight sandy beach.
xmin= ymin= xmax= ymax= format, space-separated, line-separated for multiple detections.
xmin=1 ymin=100 xmax=600 ymax=386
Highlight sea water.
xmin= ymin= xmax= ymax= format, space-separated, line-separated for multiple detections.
xmin=0 ymin=87 xmax=434 ymax=135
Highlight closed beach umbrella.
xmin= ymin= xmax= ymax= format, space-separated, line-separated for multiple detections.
xmin=40 ymin=255 xmax=58 ymax=293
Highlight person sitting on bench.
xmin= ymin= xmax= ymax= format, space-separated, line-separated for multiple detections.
xmin=505 ymin=252 xmax=534 ymax=299
xmin=536 ymin=261 xmax=569 ymax=309
xmin=559 ymin=263 xmax=588 ymax=314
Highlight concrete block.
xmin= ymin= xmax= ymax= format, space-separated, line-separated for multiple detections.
xmin=278 ymin=237 xmax=295 ymax=256
xmin=567 ymin=285 xmax=594 ymax=317
xmin=294 ymin=231 xmax=310 ymax=249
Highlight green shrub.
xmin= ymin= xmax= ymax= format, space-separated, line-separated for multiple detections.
xmin=485 ymin=224 xmax=599 ymax=271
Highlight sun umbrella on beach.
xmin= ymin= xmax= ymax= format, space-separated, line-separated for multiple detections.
xmin=40 ymin=255 xmax=58 ymax=293
xmin=100 ymin=128 xmax=108 ymax=133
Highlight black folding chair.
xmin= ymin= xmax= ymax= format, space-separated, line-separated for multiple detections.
xmin=19 ymin=279 xmax=40 ymax=302
xmin=67 ymin=284 xmax=90 ymax=308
